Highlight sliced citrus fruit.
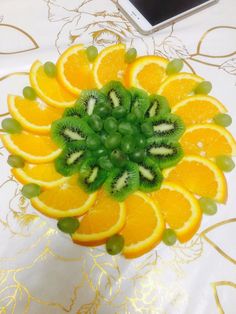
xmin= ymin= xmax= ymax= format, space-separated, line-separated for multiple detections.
xmin=120 ymin=192 xmax=165 ymax=258
xmin=72 ymin=189 xmax=126 ymax=242
xmin=93 ymin=44 xmax=127 ymax=88
xmin=164 ymin=155 xmax=227 ymax=203
xmin=1 ymin=132 xmax=61 ymax=163
xmin=57 ymin=44 xmax=95 ymax=95
xmin=31 ymin=177 xmax=97 ymax=218
xmin=152 ymin=182 xmax=202 ymax=243
xmin=172 ymin=95 xmax=227 ymax=126
xmin=12 ymin=162 xmax=67 ymax=189
xmin=125 ymin=56 xmax=168 ymax=94
xmin=8 ymin=95 xmax=63 ymax=134
xmin=30 ymin=60 xmax=77 ymax=108
xmin=158 ymin=73 xmax=203 ymax=107
xmin=180 ymin=124 xmax=236 ymax=158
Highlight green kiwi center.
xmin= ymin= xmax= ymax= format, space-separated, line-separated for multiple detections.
xmin=148 ymin=146 xmax=175 ymax=156
xmin=86 ymin=167 xmax=99 ymax=184
xmin=153 ymin=122 xmax=175 ymax=134
xmin=63 ymin=128 xmax=84 ymax=141
xmin=139 ymin=165 xmax=154 ymax=181
xmin=109 ymin=90 xmax=121 ymax=107
xmin=67 ymin=151 xmax=84 ymax=165
xmin=112 ymin=171 xmax=129 ymax=192
xmin=86 ymin=97 xmax=97 ymax=115
xmin=148 ymin=101 xmax=159 ymax=117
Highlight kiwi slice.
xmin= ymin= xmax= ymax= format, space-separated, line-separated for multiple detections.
xmin=150 ymin=114 xmax=185 ymax=140
xmin=78 ymin=158 xmax=107 ymax=193
xmin=104 ymin=162 xmax=139 ymax=201
xmin=137 ymin=158 xmax=163 ymax=192
xmin=101 ymin=81 xmax=131 ymax=111
xmin=146 ymin=95 xmax=170 ymax=118
xmin=51 ymin=117 xmax=93 ymax=147
xmin=55 ymin=142 xmax=86 ymax=176
xmin=75 ymin=89 xmax=107 ymax=117
xmin=146 ymin=138 xmax=184 ymax=169
xmin=63 ymin=106 xmax=83 ymax=118
xmin=130 ymin=87 xmax=150 ymax=115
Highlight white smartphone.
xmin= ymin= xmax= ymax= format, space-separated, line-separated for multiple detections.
xmin=117 ymin=0 xmax=219 ymax=35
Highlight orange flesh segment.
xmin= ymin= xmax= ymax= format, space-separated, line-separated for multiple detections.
xmin=18 ymin=163 xmax=63 ymax=182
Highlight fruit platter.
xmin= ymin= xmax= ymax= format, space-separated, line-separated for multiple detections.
xmin=1 ymin=43 xmax=235 ymax=258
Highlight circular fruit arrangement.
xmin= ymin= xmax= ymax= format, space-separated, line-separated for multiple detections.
xmin=1 ymin=44 xmax=236 ymax=258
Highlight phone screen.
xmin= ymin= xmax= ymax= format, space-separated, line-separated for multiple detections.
xmin=129 ymin=0 xmax=211 ymax=26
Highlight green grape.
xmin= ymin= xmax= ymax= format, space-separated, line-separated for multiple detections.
xmin=131 ymin=149 xmax=146 ymax=162
xmin=95 ymin=147 xmax=107 ymax=157
xmin=132 ymin=106 xmax=144 ymax=121
xmin=213 ymin=113 xmax=232 ymax=127
xmin=162 ymin=229 xmax=177 ymax=246
xmin=1 ymin=118 xmax=22 ymax=134
xmin=106 ymin=234 xmax=124 ymax=255
xmin=23 ymin=86 xmax=37 ymax=100
xmin=94 ymin=104 xmax=111 ymax=118
xmin=44 ymin=61 xmax=57 ymax=77
xmin=121 ymin=136 xmax=135 ymax=154
xmin=105 ymin=133 xmax=121 ymax=150
xmin=86 ymin=46 xmax=98 ymax=62
xmin=57 ymin=217 xmax=80 ymax=234
xmin=118 ymin=121 xmax=133 ymax=135
xmin=166 ymin=59 xmax=183 ymax=75
xmin=22 ymin=183 xmax=41 ymax=199
xmin=194 ymin=81 xmax=212 ymax=95
xmin=98 ymin=156 xmax=113 ymax=170
xmin=7 ymin=155 xmax=25 ymax=168
xmin=104 ymin=117 xmax=118 ymax=133
xmin=215 ymin=155 xmax=235 ymax=172
xmin=86 ymin=135 xmax=101 ymax=150
xmin=100 ymin=131 xmax=108 ymax=144
xmin=199 ymin=197 xmax=217 ymax=215
xmin=124 ymin=48 xmax=137 ymax=64
xmin=110 ymin=149 xmax=127 ymax=167
xmin=89 ymin=114 xmax=103 ymax=131
xmin=141 ymin=121 xmax=154 ymax=137
xmin=112 ymin=106 xmax=127 ymax=119
xmin=136 ymin=135 xmax=147 ymax=148
xmin=126 ymin=112 xmax=137 ymax=123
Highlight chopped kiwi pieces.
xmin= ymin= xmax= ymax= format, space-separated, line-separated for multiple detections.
xmin=150 ymin=114 xmax=185 ymax=140
xmin=55 ymin=142 xmax=86 ymax=176
xmin=130 ymin=87 xmax=150 ymax=115
xmin=78 ymin=158 xmax=107 ymax=193
xmin=104 ymin=162 xmax=139 ymax=201
xmin=75 ymin=89 xmax=107 ymax=117
xmin=146 ymin=95 xmax=170 ymax=118
xmin=146 ymin=138 xmax=184 ymax=169
xmin=101 ymin=81 xmax=131 ymax=111
xmin=51 ymin=117 xmax=93 ymax=147
xmin=63 ymin=106 xmax=83 ymax=118
xmin=137 ymin=158 xmax=163 ymax=192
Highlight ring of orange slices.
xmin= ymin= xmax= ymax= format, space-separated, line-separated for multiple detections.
xmin=1 ymin=44 xmax=235 ymax=258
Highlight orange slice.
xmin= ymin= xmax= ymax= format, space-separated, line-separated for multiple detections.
xmin=180 ymin=124 xmax=236 ymax=158
xmin=125 ymin=56 xmax=168 ymax=94
xmin=31 ymin=178 xmax=97 ymax=218
xmin=158 ymin=73 xmax=203 ymax=107
xmin=57 ymin=44 xmax=95 ymax=95
xmin=93 ymin=44 xmax=127 ymax=88
xmin=172 ymin=95 xmax=227 ymax=126
xmin=120 ymin=192 xmax=165 ymax=258
xmin=8 ymin=95 xmax=63 ymax=134
xmin=30 ymin=60 xmax=77 ymax=108
xmin=152 ymin=182 xmax=202 ymax=243
xmin=164 ymin=155 xmax=227 ymax=203
xmin=1 ymin=132 xmax=61 ymax=163
xmin=72 ymin=189 xmax=126 ymax=242
xmin=12 ymin=162 xmax=67 ymax=189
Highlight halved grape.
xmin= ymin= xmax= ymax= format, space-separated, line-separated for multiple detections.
xmin=194 ymin=81 xmax=212 ymax=95
xmin=106 ymin=234 xmax=124 ymax=255
xmin=44 ymin=61 xmax=57 ymax=77
xmin=121 ymin=136 xmax=135 ymax=154
xmin=86 ymin=46 xmax=98 ymax=62
xmin=118 ymin=121 xmax=134 ymax=135
xmin=112 ymin=106 xmax=127 ymax=119
xmin=126 ymin=113 xmax=137 ymax=123
xmin=162 ymin=229 xmax=177 ymax=246
xmin=57 ymin=217 xmax=80 ymax=234
xmin=136 ymin=135 xmax=147 ymax=148
xmin=104 ymin=117 xmax=118 ymax=133
xmin=23 ymin=86 xmax=37 ymax=100
xmin=7 ymin=155 xmax=25 ymax=168
xmin=88 ymin=114 xmax=103 ymax=131
xmin=22 ymin=183 xmax=41 ymax=199
xmin=110 ymin=149 xmax=127 ymax=167
xmin=131 ymin=148 xmax=146 ymax=162
xmin=199 ymin=197 xmax=217 ymax=215
xmin=86 ymin=135 xmax=101 ymax=150
xmin=141 ymin=121 xmax=154 ymax=137
xmin=105 ymin=133 xmax=121 ymax=150
xmin=98 ymin=156 xmax=113 ymax=170
xmin=213 ymin=113 xmax=232 ymax=127
xmin=124 ymin=48 xmax=137 ymax=64
xmin=215 ymin=155 xmax=235 ymax=172
xmin=2 ymin=118 xmax=22 ymax=134
xmin=166 ymin=59 xmax=183 ymax=75
xmin=94 ymin=104 xmax=111 ymax=118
